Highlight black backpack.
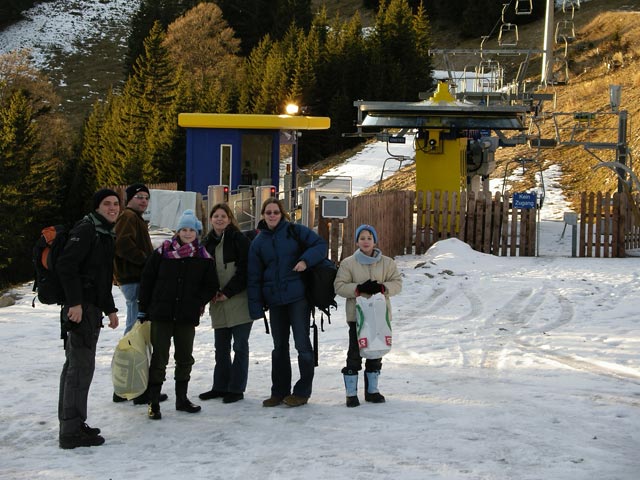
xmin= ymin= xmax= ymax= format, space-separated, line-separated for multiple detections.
xmin=287 ymin=223 xmax=338 ymax=322
xmin=287 ymin=224 xmax=338 ymax=366
xmin=32 ymin=225 xmax=68 ymax=306
xmin=32 ymin=218 xmax=96 ymax=307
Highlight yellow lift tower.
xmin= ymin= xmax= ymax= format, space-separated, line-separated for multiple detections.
xmin=353 ymin=82 xmax=533 ymax=195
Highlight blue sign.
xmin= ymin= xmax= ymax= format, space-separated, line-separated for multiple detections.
xmin=513 ymin=192 xmax=537 ymax=209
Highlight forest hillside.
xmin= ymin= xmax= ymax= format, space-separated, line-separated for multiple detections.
xmin=353 ymin=0 xmax=640 ymax=211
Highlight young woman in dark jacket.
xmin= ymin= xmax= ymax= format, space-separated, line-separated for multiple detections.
xmin=199 ymin=203 xmax=254 ymax=404
xmin=247 ymin=197 xmax=328 ymax=407
xmin=138 ymin=209 xmax=218 ymax=420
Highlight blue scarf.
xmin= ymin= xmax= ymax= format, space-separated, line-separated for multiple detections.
xmin=354 ymin=248 xmax=382 ymax=265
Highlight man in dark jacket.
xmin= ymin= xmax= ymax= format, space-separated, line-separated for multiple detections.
xmin=112 ymin=183 xmax=168 ymax=405
xmin=114 ymin=183 xmax=153 ymax=334
xmin=56 ymin=189 xmax=120 ymax=449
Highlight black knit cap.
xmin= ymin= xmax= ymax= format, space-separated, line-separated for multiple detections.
xmin=93 ymin=188 xmax=120 ymax=210
xmin=125 ymin=183 xmax=150 ymax=204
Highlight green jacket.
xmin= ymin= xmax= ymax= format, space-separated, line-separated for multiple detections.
xmin=205 ymin=228 xmax=253 ymax=329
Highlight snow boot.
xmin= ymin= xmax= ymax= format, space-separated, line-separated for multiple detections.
xmin=199 ymin=388 xmax=226 ymax=400
xmin=283 ymin=394 xmax=309 ymax=407
xmin=175 ymin=381 xmax=201 ymax=413
xmin=133 ymin=388 xmax=168 ymax=405
xmin=343 ymin=373 xmax=360 ymax=407
xmin=262 ymin=395 xmax=284 ymax=407
xmin=59 ymin=429 xmax=105 ymax=449
xmin=147 ymin=383 xmax=162 ymax=420
xmin=80 ymin=423 xmax=101 ymax=436
xmin=364 ymin=371 xmax=385 ymax=403
xmin=222 ymin=392 xmax=244 ymax=404
xmin=112 ymin=392 xmax=127 ymax=403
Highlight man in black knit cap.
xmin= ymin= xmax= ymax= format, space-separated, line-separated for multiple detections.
xmin=57 ymin=188 xmax=120 ymax=449
xmin=114 ymin=183 xmax=152 ymax=335
xmin=111 ymin=183 xmax=168 ymax=405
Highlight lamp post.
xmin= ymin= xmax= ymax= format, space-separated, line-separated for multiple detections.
xmin=284 ymin=103 xmax=300 ymax=209
xmin=607 ymin=85 xmax=629 ymax=193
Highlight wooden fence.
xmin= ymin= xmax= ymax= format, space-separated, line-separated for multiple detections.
xmin=414 ymin=190 xmax=537 ymax=257
xmin=318 ymin=190 xmax=537 ymax=262
xmin=579 ymin=191 xmax=640 ymax=257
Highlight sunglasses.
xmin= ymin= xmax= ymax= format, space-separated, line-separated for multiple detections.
xmin=264 ymin=210 xmax=281 ymax=216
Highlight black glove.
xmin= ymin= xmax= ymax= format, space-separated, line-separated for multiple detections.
xmin=137 ymin=312 xmax=148 ymax=323
xmin=357 ymin=280 xmax=383 ymax=295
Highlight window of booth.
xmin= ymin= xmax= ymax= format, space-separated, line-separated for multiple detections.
xmin=241 ymin=134 xmax=272 ymax=186
xmin=220 ymin=144 xmax=232 ymax=187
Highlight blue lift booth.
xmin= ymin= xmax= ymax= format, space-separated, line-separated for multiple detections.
xmin=178 ymin=113 xmax=330 ymax=195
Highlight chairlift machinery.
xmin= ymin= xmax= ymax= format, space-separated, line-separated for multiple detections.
xmin=374 ymin=129 xmax=414 ymax=193
xmin=349 ymin=82 xmax=537 ymax=196
xmin=501 ymin=155 xmax=546 ymax=208
xmin=498 ymin=3 xmax=519 ymax=47
xmin=348 ymin=1 xmax=629 ymax=204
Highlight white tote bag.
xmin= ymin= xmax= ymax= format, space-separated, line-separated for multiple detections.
xmin=111 ymin=321 xmax=151 ymax=400
xmin=355 ymin=293 xmax=392 ymax=359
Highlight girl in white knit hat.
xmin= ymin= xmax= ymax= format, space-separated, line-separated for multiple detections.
xmin=138 ymin=209 xmax=219 ymax=420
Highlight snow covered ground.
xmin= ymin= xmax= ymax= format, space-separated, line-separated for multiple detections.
xmin=0 ymin=0 xmax=139 ymax=69
xmin=1 ymin=136 xmax=639 ymax=479
xmin=1 ymin=1 xmax=638 ymax=478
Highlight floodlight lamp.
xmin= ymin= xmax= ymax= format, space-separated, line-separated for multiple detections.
xmin=285 ymin=103 xmax=299 ymax=115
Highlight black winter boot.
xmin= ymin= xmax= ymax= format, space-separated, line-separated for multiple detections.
xmin=147 ymin=383 xmax=162 ymax=420
xmin=175 ymin=381 xmax=201 ymax=413
xmin=364 ymin=371 xmax=386 ymax=403
xmin=133 ymin=388 xmax=168 ymax=405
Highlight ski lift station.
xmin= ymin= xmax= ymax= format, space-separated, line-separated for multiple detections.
xmin=352 ymin=82 xmax=532 ymax=195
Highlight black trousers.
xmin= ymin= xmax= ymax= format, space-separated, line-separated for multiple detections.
xmin=149 ymin=321 xmax=196 ymax=386
xmin=342 ymin=322 xmax=382 ymax=374
xmin=58 ymin=304 xmax=102 ymax=436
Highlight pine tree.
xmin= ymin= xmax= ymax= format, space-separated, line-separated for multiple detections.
xmin=0 ymin=90 xmax=38 ymax=280
xmin=79 ymin=96 xmax=108 ymax=195
xmin=253 ymin=47 xmax=288 ymax=114
xmin=163 ymin=2 xmax=242 ymax=111
xmin=0 ymin=51 xmax=70 ymax=286
xmin=366 ymin=0 xmax=433 ymax=101
xmin=216 ymin=0 xmax=312 ymax=54
xmin=287 ymin=25 xmax=319 ymax=108
xmin=125 ymin=0 xmax=202 ymax=75
xmin=129 ymin=22 xmax=178 ymax=112
xmin=238 ymin=36 xmax=275 ymax=113
xmin=83 ymin=21 xmax=181 ymax=187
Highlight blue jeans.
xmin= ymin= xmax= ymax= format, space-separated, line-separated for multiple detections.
xmin=268 ymin=298 xmax=314 ymax=398
xmin=120 ymin=283 xmax=140 ymax=334
xmin=213 ymin=322 xmax=253 ymax=393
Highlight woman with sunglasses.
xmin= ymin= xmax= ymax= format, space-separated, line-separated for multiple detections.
xmin=247 ymin=197 xmax=328 ymax=407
